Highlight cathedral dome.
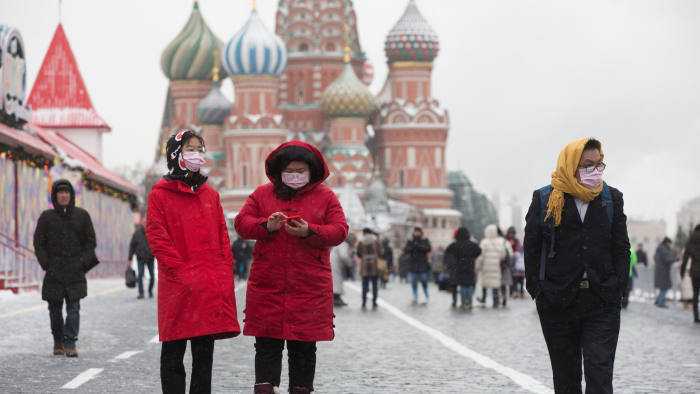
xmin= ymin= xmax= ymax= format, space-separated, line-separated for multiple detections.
xmin=384 ymin=0 xmax=439 ymax=63
xmin=196 ymin=84 xmax=231 ymax=125
xmin=161 ymin=1 xmax=226 ymax=81
xmin=321 ymin=60 xmax=377 ymax=118
xmin=222 ymin=9 xmax=288 ymax=77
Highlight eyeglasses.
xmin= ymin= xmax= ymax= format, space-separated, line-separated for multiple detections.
xmin=578 ymin=162 xmax=606 ymax=173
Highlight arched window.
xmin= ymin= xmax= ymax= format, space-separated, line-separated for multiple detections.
xmin=242 ymin=165 xmax=248 ymax=187
xmin=325 ymin=43 xmax=336 ymax=52
xmin=297 ymin=88 xmax=304 ymax=105
xmin=299 ymin=43 xmax=309 ymax=52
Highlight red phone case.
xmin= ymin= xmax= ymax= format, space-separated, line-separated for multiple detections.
xmin=286 ymin=215 xmax=301 ymax=222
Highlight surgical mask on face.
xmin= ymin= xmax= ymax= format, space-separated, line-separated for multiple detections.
xmin=578 ymin=168 xmax=603 ymax=190
xmin=281 ymin=172 xmax=310 ymax=189
xmin=182 ymin=151 xmax=206 ymax=172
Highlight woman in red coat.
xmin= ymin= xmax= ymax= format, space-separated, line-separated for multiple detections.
xmin=146 ymin=130 xmax=240 ymax=394
xmin=234 ymin=141 xmax=348 ymax=394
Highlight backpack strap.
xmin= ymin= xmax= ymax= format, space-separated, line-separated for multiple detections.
xmin=538 ymin=185 xmax=555 ymax=281
xmin=600 ymin=181 xmax=613 ymax=231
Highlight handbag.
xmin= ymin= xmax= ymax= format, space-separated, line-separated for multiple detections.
xmin=125 ymin=266 xmax=137 ymax=288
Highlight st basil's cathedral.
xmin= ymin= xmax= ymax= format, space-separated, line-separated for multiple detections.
xmin=156 ymin=0 xmax=461 ymax=247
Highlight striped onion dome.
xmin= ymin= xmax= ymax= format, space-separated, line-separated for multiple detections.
xmin=222 ymin=10 xmax=288 ymax=77
xmin=196 ymin=83 xmax=231 ymax=125
xmin=384 ymin=0 xmax=439 ymax=63
xmin=161 ymin=2 xmax=226 ymax=81
xmin=321 ymin=62 xmax=377 ymax=118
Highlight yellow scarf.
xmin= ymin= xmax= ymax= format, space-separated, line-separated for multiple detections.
xmin=545 ymin=138 xmax=604 ymax=226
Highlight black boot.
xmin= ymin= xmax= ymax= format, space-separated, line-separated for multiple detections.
xmin=333 ymin=294 xmax=347 ymax=307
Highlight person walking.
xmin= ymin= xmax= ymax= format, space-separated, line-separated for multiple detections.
xmin=476 ymin=224 xmax=506 ymax=308
xmin=231 ymin=237 xmax=253 ymax=280
xmin=33 ymin=179 xmax=98 ymax=358
xmin=622 ymin=239 xmax=638 ymax=309
xmin=403 ymin=227 xmax=432 ymax=304
xmin=680 ymin=224 xmax=700 ymax=323
xmin=146 ymin=130 xmax=240 ymax=394
xmin=357 ymin=228 xmax=382 ymax=309
xmin=498 ymin=227 xmax=514 ymax=307
xmin=331 ymin=233 xmax=356 ymax=307
xmin=381 ymin=238 xmax=394 ymax=283
xmin=524 ymin=138 xmax=630 ymax=394
xmin=444 ymin=227 xmax=482 ymax=310
xmin=234 ymin=141 xmax=348 ymax=394
xmin=636 ymin=243 xmax=648 ymax=267
xmin=654 ymin=237 xmax=675 ymax=308
xmin=128 ymin=218 xmax=155 ymax=299
xmin=511 ymin=240 xmax=526 ymax=298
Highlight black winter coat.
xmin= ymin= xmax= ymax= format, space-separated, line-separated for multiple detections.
xmin=682 ymin=229 xmax=700 ymax=279
xmin=33 ymin=180 xmax=97 ymax=302
xmin=524 ymin=186 xmax=630 ymax=309
xmin=444 ymin=240 xmax=481 ymax=286
xmin=128 ymin=225 xmax=153 ymax=262
xmin=403 ymin=237 xmax=432 ymax=273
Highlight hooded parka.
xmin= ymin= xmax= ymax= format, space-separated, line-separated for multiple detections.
xmin=234 ymin=141 xmax=348 ymax=342
xmin=476 ymin=224 xmax=507 ymax=289
xmin=34 ymin=180 xmax=97 ymax=302
xmin=444 ymin=230 xmax=482 ymax=286
xmin=146 ymin=178 xmax=240 ymax=342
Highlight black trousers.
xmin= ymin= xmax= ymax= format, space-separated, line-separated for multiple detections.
xmin=362 ymin=275 xmax=378 ymax=306
xmin=692 ymin=276 xmax=700 ymax=321
xmin=161 ymin=335 xmax=215 ymax=394
xmin=537 ymin=289 xmax=620 ymax=394
xmin=255 ymin=337 xmax=316 ymax=390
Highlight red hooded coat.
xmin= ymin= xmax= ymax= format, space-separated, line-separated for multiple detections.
xmin=234 ymin=141 xmax=348 ymax=341
xmin=146 ymin=179 xmax=240 ymax=342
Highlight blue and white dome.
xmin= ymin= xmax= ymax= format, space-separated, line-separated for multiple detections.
xmin=222 ymin=10 xmax=288 ymax=77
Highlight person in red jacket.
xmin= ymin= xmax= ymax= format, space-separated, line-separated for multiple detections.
xmin=234 ymin=141 xmax=348 ymax=394
xmin=146 ymin=130 xmax=240 ymax=394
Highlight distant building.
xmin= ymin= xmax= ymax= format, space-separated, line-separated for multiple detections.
xmin=677 ymin=195 xmax=700 ymax=231
xmin=627 ymin=219 xmax=667 ymax=253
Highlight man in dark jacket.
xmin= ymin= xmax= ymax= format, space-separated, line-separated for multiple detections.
xmin=635 ymin=243 xmax=648 ymax=267
xmin=524 ymin=138 xmax=629 ymax=394
xmin=231 ymin=237 xmax=252 ymax=279
xmin=403 ymin=227 xmax=432 ymax=303
xmin=444 ymin=227 xmax=481 ymax=309
xmin=33 ymin=179 xmax=98 ymax=358
xmin=128 ymin=220 xmax=155 ymax=299
xmin=654 ymin=237 xmax=675 ymax=308
xmin=681 ymin=224 xmax=700 ymax=323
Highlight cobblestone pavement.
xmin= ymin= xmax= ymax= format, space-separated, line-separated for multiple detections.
xmin=0 ymin=277 xmax=698 ymax=393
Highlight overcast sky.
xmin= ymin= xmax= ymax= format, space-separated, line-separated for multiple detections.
xmin=3 ymin=0 xmax=698 ymax=234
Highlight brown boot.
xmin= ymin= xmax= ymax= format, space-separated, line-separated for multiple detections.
xmin=254 ymin=383 xmax=276 ymax=394
xmin=64 ymin=346 xmax=79 ymax=358
xmin=53 ymin=341 xmax=64 ymax=356
xmin=290 ymin=387 xmax=310 ymax=394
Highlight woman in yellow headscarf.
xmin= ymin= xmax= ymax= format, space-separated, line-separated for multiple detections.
xmin=523 ymin=137 xmax=630 ymax=394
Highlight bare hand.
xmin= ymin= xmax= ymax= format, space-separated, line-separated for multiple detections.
xmin=285 ymin=217 xmax=309 ymax=238
xmin=267 ymin=212 xmax=286 ymax=232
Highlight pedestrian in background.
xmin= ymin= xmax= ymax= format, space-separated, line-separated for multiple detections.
xmin=636 ymin=243 xmax=648 ymax=267
xmin=381 ymin=238 xmax=394 ymax=282
xmin=476 ymin=224 xmax=506 ymax=308
xmin=681 ymin=224 xmax=700 ymax=323
xmin=34 ymin=179 xmax=98 ymax=358
xmin=444 ymin=227 xmax=481 ymax=310
xmin=331 ymin=233 xmax=356 ymax=307
xmin=404 ymin=227 xmax=432 ymax=304
xmin=231 ymin=236 xmax=253 ymax=280
xmin=128 ymin=218 xmax=154 ymax=299
xmin=234 ymin=141 xmax=348 ymax=394
xmin=147 ymin=130 xmax=240 ymax=393
xmin=622 ymin=239 xmax=638 ymax=309
xmin=654 ymin=237 xmax=675 ymax=308
xmin=357 ymin=228 xmax=381 ymax=309
xmin=499 ymin=227 xmax=514 ymax=307
xmin=511 ymin=240 xmax=526 ymax=298
xmin=524 ymin=138 xmax=630 ymax=394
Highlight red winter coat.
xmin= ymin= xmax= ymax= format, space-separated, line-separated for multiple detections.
xmin=146 ymin=178 xmax=240 ymax=342
xmin=234 ymin=141 xmax=348 ymax=342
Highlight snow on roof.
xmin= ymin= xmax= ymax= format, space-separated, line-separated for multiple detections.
xmin=27 ymin=24 xmax=110 ymax=131
xmin=422 ymin=208 xmax=462 ymax=217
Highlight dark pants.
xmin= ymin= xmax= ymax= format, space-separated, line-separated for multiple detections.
xmin=48 ymin=299 xmax=80 ymax=347
xmin=362 ymin=276 xmax=378 ymax=306
xmin=513 ymin=276 xmax=525 ymax=293
xmin=692 ymin=276 xmax=700 ymax=321
xmin=161 ymin=335 xmax=215 ymax=394
xmin=137 ymin=259 xmax=155 ymax=296
xmin=255 ymin=337 xmax=316 ymax=390
xmin=537 ymin=289 xmax=620 ymax=394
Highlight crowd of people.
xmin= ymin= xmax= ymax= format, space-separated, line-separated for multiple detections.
xmin=32 ymin=133 xmax=700 ymax=394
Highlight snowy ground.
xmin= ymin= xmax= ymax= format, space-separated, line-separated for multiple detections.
xmin=0 ymin=276 xmax=698 ymax=393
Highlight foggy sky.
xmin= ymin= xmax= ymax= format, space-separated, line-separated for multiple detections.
xmin=3 ymin=0 xmax=698 ymax=234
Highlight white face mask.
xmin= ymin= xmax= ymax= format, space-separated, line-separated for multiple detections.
xmin=281 ymin=172 xmax=309 ymax=189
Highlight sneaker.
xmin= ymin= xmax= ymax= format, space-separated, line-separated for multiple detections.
xmin=137 ymin=294 xmax=144 ymax=299
xmin=655 ymin=303 xmax=668 ymax=308
xmin=64 ymin=346 xmax=79 ymax=358
xmin=53 ymin=341 xmax=64 ymax=356
xmin=148 ymin=291 xmax=153 ymax=298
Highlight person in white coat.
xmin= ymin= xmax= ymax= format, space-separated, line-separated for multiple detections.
xmin=476 ymin=224 xmax=507 ymax=308
xmin=331 ymin=233 xmax=357 ymax=307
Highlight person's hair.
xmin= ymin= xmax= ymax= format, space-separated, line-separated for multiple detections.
xmin=455 ymin=227 xmax=470 ymax=241
xmin=363 ymin=228 xmax=373 ymax=235
xmin=583 ymin=138 xmax=601 ymax=152
xmin=268 ymin=145 xmax=323 ymax=200
xmin=695 ymin=224 xmax=700 ymax=233
xmin=663 ymin=236 xmax=672 ymax=244
xmin=413 ymin=227 xmax=423 ymax=234
xmin=183 ymin=134 xmax=205 ymax=149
